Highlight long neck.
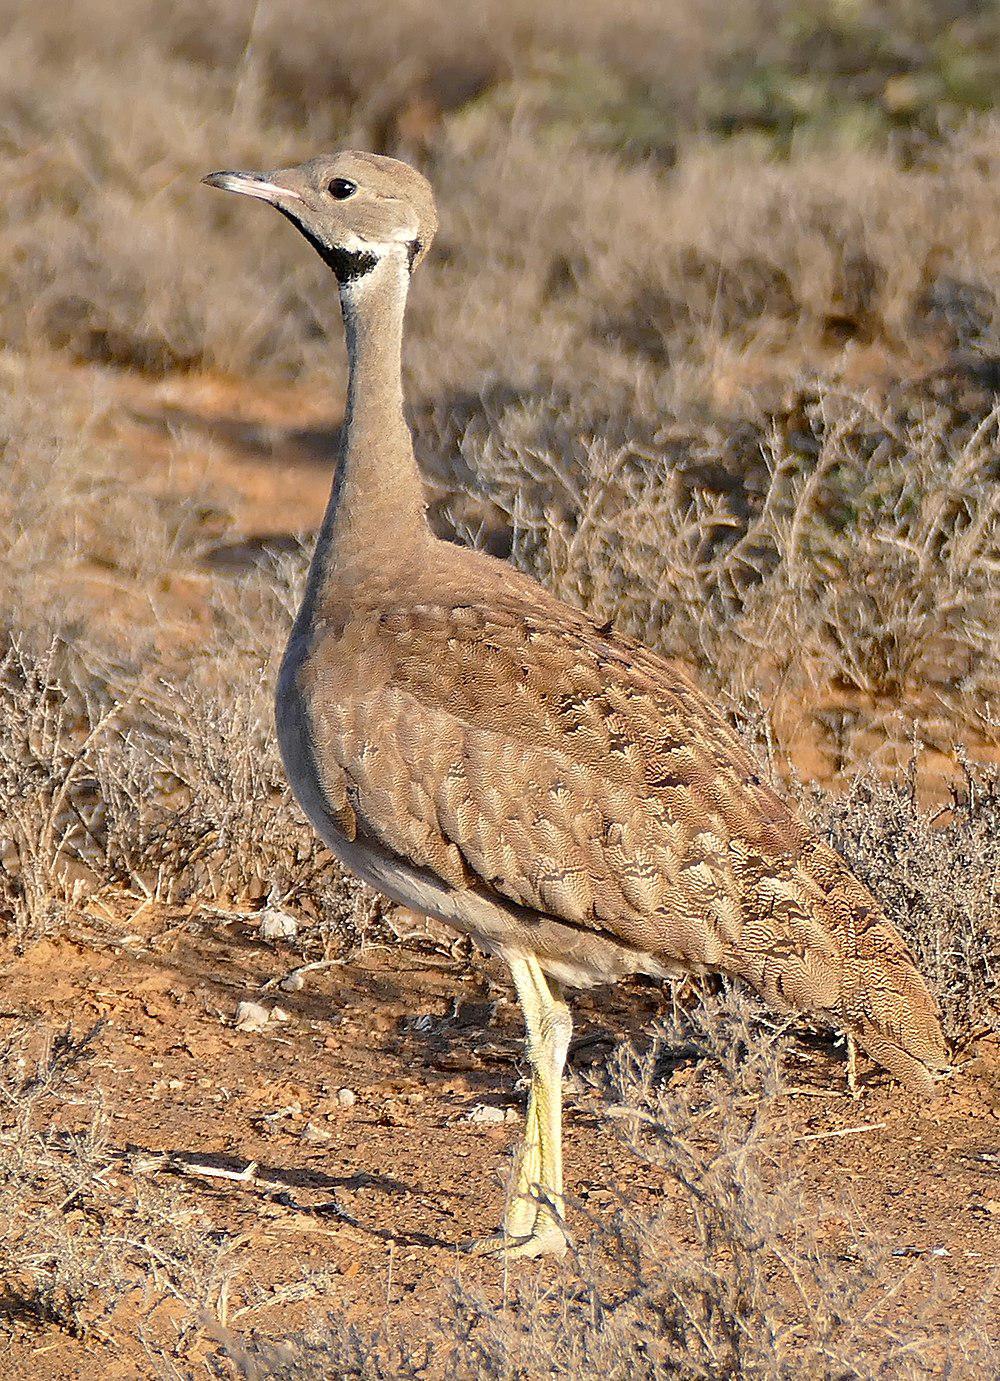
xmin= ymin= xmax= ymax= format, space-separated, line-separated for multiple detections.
xmin=300 ymin=252 xmax=429 ymax=621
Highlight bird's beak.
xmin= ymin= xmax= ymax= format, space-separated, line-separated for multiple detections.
xmin=202 ymin=170 xmax=305 ymax=208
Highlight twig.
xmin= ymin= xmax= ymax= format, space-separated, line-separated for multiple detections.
xmin=127 ymin=1149 xmax=356 ymax=1222
xmin=259 ymin=957 xmax=345 ymax=991
xmin=174 ymin=1158 xmax=260 ymax=1183
xmin=783 ymin=1086 xmax=852 ymax=1099
xmin=793 ymin=1121 xmax=885 ymax=1143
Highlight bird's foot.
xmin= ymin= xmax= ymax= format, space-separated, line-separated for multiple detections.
xmin=465 ymin=1221 xmax=569 ymax=1260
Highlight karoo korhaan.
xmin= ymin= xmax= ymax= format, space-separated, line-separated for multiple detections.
xmin=204 ymin=153 xmax=949 ymax=1259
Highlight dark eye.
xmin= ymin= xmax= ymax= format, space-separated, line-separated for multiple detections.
xmin=328 ymin=177 xmax=357 ymax=200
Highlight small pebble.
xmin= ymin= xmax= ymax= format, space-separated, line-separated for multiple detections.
xmin=234 ymin=1000 xmax=270 ymax=1032
xmin=403 ymin=1013 xmax=435 ymax=1033
xmin=302 ymin=1120 xmax=332 ymax=1144
xmin=259 ymin=908 xmax=298 ymax=942
xmin=467 ymin=1103 xmax=506 ymax=1125
xmin=336 ymin=1087 xmax=357 ymax=1108
xmin=280 ymin=970 xmax=305 ymax=992
xmin=267 ymin=1102 xmax=301 ymax=1120
xmin=271 ymin=1006 xmax=291 ymax=1023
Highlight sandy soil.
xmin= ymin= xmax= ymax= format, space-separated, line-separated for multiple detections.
xmin=0 ymin=898 xmax=997 ymax=1378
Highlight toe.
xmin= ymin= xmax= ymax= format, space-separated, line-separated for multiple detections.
xmin=464 ymin=1225 xmax=569 ymax=1260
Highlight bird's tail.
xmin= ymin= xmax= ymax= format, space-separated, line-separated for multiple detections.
xmin=835 ymin=899 xmax=950 ymax=1095
xmin=732 ymin=838 xmax=949 ymax=1094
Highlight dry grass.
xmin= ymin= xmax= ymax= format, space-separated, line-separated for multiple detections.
xmin=453 ymin=380 xmax=1000 ymax=721
xmin=0 ymin=635 xmax=373 ymax=952
xmin=0 ymin=0 xmax=997 ymax=386
xmin=0 ymin=1022 xmax=339 ymax=1350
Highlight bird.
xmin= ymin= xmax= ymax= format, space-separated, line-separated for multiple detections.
xmin=203 ymin=152 xmax=949 ymax=1259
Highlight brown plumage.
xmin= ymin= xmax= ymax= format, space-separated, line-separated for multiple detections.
xmin=204 ymin=151 xmax=948 ymax=1259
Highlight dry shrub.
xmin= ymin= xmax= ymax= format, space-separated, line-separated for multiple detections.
xmin=0 ymin=641 xmax=117 ymax=945
xmin=0 ymin=21 xmax=334 ymax=379
xmin=0 ymin=634 xmax=376 ymax=949
xmin=406 ymin=117 xmax=1000 ymax=412
xmin=0 ymin=0 xmax=997 ymax=388
xmin=442 ymin=377 xmax=1000 ymax=738
xmin=106 ymin=675 xmax=375 ymax=941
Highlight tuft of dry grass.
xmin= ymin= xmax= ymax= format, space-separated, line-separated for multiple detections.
xmin=0 ymin=1022 xmax=339 ymax=1350
xmin=0 ymin=1023 xmax=121 ymax=1337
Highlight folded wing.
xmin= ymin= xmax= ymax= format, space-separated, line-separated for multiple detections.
xmin=304 ymin=596 xmax=947 ymax=1091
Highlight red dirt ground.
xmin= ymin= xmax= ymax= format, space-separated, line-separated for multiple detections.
xmin=0 ymin=899 xmax=998 ymax=1377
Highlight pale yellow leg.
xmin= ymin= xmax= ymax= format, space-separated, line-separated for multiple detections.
xmin=846 ymin=1032 xmax=861 ymax=1099
xmin=502 ymin=1073 xmax=542 ymax=1240
xmin=468 ymin=952 xmax=572 ymax=1259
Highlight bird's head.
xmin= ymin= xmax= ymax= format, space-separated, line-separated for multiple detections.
xmin=203 ymin=151 xmax=437 ymax=285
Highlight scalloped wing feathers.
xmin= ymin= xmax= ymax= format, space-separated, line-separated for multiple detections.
xmin=296 ymin=580 xmax=947 ymax=1093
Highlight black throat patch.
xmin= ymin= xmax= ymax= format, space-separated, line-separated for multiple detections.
xmin=278 ymin=208 xmax=379 ymax=283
